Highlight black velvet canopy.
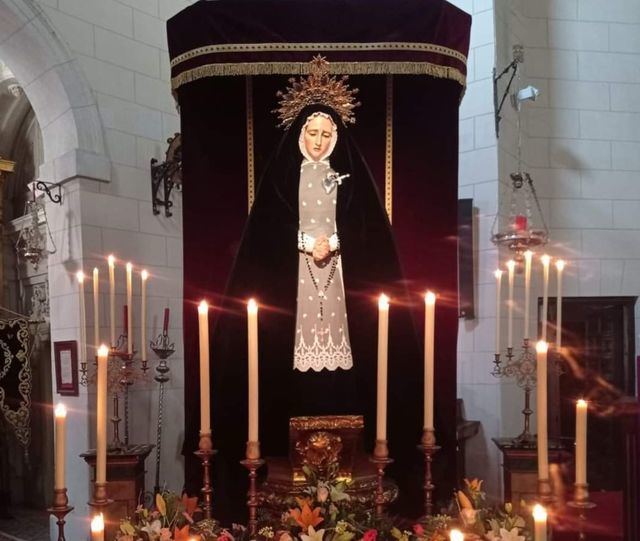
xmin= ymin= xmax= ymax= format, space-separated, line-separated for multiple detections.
xmin=168 ymin=0 xmax=471 ymax=520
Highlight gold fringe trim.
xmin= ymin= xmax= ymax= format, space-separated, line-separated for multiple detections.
xmin=172 ymin=61 xmax=466 ymax=90
xmin=171 ymin=41 xmax=467 ymax=68
xmin=385 ymin=74 xmax=393 ymax=223
xmin=246 ymin=75 xmax=255 ymax=212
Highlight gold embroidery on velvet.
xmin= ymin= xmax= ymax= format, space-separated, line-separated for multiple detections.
xmin=246 ymin=75 xmax=255 ymax=212
xmin=170 ymin=41 xmax=468 ymax=68
xmin=385 ymin=74 xmax=393 ymax=223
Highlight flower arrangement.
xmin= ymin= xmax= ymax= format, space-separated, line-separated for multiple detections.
xmin=115 ymin=474 xmax=531 ymax=541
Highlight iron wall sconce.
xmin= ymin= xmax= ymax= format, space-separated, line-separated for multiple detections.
xmin=150 ymin=133 xmax=182 ymax=217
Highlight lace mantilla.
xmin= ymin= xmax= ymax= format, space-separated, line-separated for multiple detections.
xmin=294 ymin=324 xmax=353 ymax=372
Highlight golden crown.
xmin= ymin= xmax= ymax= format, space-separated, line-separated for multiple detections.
xmin=274 ymin=56 xmax=360 ymax=128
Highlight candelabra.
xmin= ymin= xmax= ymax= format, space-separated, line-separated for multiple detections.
xmin=241 ymin=441 xmax=265 ymax=537
xmin=47 ymin=488 xmax=73 ymax=541
xmin=370 ymin=439 xmax=393 ymax=520
xmin=150 ymin=330 xmax=176 ymax=494
xmin=417 ymin=428 xmax=440 ymax=518
xmin=492 ymin=338 xmax=536 ymax=445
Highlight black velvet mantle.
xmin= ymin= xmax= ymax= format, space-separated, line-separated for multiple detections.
xmin=169 ymin=0 xmax=469 ymax=521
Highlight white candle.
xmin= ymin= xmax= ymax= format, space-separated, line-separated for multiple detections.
xmin=93 ymin=267 xmax=100 ymax=351
xmin=108 ymin=255 xmax=115 ymax=347
xmin=449 ymin=530 xmax=464 ymax=541
xmin=507 ymin=260 xmax=515 ymax=349
xmin=247 ymin=299 xmax=259 ymax=443
xmin=140 ymin=270 xmax=148 ymax=362
xmin=532 ymin=504 xmax=547 ymax=541
xmin=54 ymin=403 xmax=67 ymax=490
xmin=91 ymin=513 xmax=105 ymax=541
xmin=524 ymin=251 xmax=533 ymax=340
xmin=556 ymin=260 xmax=565 ymax=350
xmin=576 ymin=399 xmax=588 ymax=485
xmin=424 ymin=291 xmax=436 ymax=430
xmin=77 ymin=271 xmax=87 ymax=364
xmin=126 ymin=262 xmax=133 ymax=354
xmin=494 ymin=271 xmax=503 ymax=355
xmin=377 ymin=294 xmax=390 ymax=441
xmin=96 ymin=344 xmax=109 ymax=484
xmin=198 ymin=301 xmax=211 ymax=435
xmin=536 ymin=340 xmax=549 ymax=481
xmin=541 ymin=255 xmax=550 ymax=342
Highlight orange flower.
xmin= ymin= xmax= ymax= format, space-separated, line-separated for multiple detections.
xmin=174 ymin=524 xmax=191 ymax=541
xmin=289 ymin=502 xmax=323 ymax=530
xmin=181 ymin=493 xmax=200 ymax=517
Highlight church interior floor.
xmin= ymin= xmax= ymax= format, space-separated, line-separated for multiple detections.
xmin=0 ymin=507 xmax=49 ymax=541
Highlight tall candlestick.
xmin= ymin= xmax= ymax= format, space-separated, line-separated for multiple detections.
xmin=377 ymin=294 xmax=389 ymax=441
xmin=96 ymin=345 xmax=109 ymax=484
xmin=556 ymin=260 xmax=565 ymax=350
xmin=424 ymin=291 xmax=436 ymax=430
xmin=126 ymin=262 xmax=133 ymax=354
xmin=532 ymin=504 xmax=547 ymax=541
xmin=54 ymin=403 xmax=67 ymax=490
xmin=541 ymin=255 xmax=550 ymax=342
xmin=91 ymin=513 xmax=105 ymax=541
xmin=524 ymin=251 xmax=533 ymax=340
xmin=494 ymin=271 xmax=503 ymax=355
xmin=108 ymin=255 xmax=115 ymax=347
xmin=247 ymin=299 xmax=259 ymax=443
xmin=77 ymin=272 xmax=87 ymax=364
xmin=93 ymin=267 xmax=100 ymax=350
xmin=198 ymin=301 xmax=211 ymax=436
xmin=536 ymin=341 xmax=549 ymax=481
xmin=576 ymin=399 xmax=588 ymax=485
xmin=507 ymin=260 xmax=515 ymax=348
xmin=140 ymin=270 xmax=148 ymax=362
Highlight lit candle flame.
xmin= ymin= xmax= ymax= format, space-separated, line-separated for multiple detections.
xmin=507 ymin=259 xmax=516 ymax=271
xmin=198 ymin=300 xmax=209 ymax=314
xmin=97 ymin=344 xmax=109 ymax=358
xmin=532 ymin=503 xmax=547 ymax=522
xmin=107 ymin=254 xmax=115 ymax=267
xmin=247 ymin=298 xmax=258 ymax=314
xmin=76 ymin=271 xmax=85 ymax=283
xmin=524 ymin=250 xmax=533 ymax=261
xmin=141 ymin=269 xmax=149 ymax=281
xmin=425 ymin=291 xmax=436 ymax=305
xmin=378 ymin=294 xmax=389 ymax=310
xmin=577 ymin=398 xmax=587 ymax=408
xmin=449 ymin=530 xmax=464 ymax=541
xmin=126 ymin=262 xmax=133 ymax=272
xmin=536 ymin=340 xmax=548 ymax=354
xmin=556 ymin=259 xmax=565 ymax=271
xmin=91 ymin=513 xmax=104 ymax=533
xmin=54 ymin=403 xmax=67 ymax=418
xmin=494 ymin=269 xmax=503 ymax=279
xmin=541 ymin=254 xmax=551 ymax=266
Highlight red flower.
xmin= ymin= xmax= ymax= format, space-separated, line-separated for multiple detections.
xmin=363 ymin=529 xmax=378 ymax=541
xmin=413 ymin=524 xmax=425 ymax=536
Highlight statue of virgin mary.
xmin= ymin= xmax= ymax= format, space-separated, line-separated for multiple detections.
xmin=192 ymin=64 xmax=425 ymax=522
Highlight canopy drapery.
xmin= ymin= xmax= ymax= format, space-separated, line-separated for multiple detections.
xmin=168 ymin=0 xmax=471 ymax=516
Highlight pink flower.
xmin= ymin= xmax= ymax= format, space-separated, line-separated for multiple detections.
xmin=413 ymin=524 xmax=425 ymax=536
xmin=160 ymin=528 xmax=172 ymax=541
xmin=363 ymin=529 xmax=377 ymax=541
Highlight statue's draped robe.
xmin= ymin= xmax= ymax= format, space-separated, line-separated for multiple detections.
xmin=200 ymin=105 xmax=424 ymax=522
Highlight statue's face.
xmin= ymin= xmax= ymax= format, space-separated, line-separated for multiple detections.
xmin=303 ymin=115 xmax=334 ymax=160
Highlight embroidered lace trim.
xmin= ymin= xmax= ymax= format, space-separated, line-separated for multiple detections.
xmin=294 ymin=324 xmax=353 ymax=372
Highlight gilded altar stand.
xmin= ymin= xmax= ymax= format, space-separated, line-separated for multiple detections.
xmin=260 ymin=416 xmax=397 ymax=511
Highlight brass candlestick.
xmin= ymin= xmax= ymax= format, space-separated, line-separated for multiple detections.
xmin=241 ymin=441 xmax=265 ymax=537
xmin=194 ymin=433 xmax=216 ymax=520
xmin=567 ymin=483 xmax=596 ymax=541
xmin=47 ymin=488 xmax=73 ymax=541
xmin=370 ymin=439 xmax=393 ymax=520
xmin=89 ymin=481 xmax=112 ymax=508
xmin=418 ymin=428 xmax=440 ymax=518
xmin=537 ymin=477 xmax=553 ymax=505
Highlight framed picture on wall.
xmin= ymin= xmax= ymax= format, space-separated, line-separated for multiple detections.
xmin=54 ymin=340 xmax=79 ymax=396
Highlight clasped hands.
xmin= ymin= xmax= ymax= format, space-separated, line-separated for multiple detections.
xmin=312 ymin=235 xmax=332 ymax=262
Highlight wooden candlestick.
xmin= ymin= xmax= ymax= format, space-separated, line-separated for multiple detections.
xmin=240 ymin=453 xmax=265 ymax=537
xmin=370 ymin=439 xmax=393 ymax=520
xmin=47 ymin=488 xmax=73 ymax=541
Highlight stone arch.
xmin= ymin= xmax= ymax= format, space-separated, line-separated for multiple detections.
xmin=0 ymin=0 xmax=110 ymax=183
